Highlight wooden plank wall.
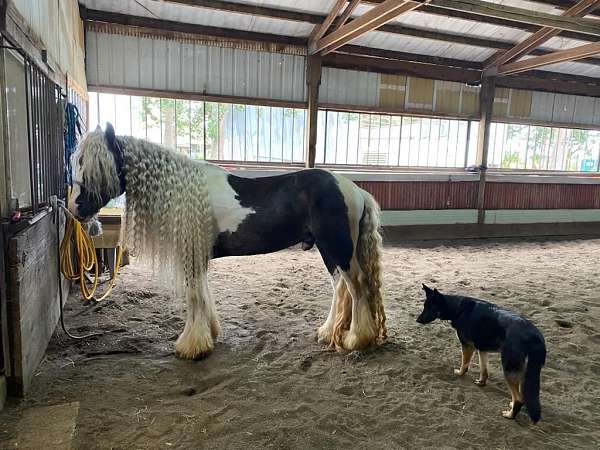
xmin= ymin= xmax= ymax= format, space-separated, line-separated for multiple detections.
xmin=356 ymin=181 xmax=478 ymax=210
xmin=357 ymin=180 xmax=600 ymax=210
xmin=484 ymin=183 xmax=600 ymax=209
xmin=5 ymin=211 xmax=67 ymax=396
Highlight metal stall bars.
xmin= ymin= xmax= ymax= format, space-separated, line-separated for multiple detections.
xmin=24 ymin=57 xmax=65 ymax=215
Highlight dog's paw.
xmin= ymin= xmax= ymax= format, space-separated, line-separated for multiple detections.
xmin=474 ymin=378 xmax=487 ymax=386
xmin=454 ymin=368 xmax=467 ymax=376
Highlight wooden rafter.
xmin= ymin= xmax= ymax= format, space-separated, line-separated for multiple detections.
xmin=484 ymin=0 xmax=600 ymax=72
xmin=312 ymin=0 xmax=423 ymax=55
xmin=523 ymin=0 xmax=600 ymax=17
xmin=156 ymin=0 xmax=600 ymax=66
xmin=309 ymin=0 xmax=346 ymax=49
xmin=82 ymin=9 xmax=600 ymax=97
xmin=363 ymin=0 xmax=600 ymax=39
xmin=323 ymin=52 xmax=481 ymax=83
xmin=166 ymin=0 xmax=600 ymax=42
xmin=498 ymin=41 xmax=600 ymax=75
xmin=333 ymin=0 xmax=362 ymax=31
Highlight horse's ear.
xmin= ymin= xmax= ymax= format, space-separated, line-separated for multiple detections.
xmin=105 ymin=122 xmax=116 ymax=146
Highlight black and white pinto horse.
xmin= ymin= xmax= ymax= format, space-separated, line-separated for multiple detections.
xmin=69 ymin=123 xmax=386 ymax=359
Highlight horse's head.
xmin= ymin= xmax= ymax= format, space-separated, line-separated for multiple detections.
xmin=68 ymin=122 xmax=125 ymax=220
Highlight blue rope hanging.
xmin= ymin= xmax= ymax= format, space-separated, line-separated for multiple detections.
xmin=64 ymin=102 xmax=83 ymax=186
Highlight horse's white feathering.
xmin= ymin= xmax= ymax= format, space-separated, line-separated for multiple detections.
xmin=119 ymin=136 xmax=215 ymax=296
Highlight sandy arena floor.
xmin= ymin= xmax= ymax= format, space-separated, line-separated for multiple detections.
xmin=1 ymin=237 xmax=600 ymax=449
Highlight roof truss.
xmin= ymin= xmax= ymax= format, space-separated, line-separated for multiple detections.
xmin=311 ymin=0 xmax=424 ymax=55
xmin=158 ymin=0 xmax=600 ymax=67
xmin=496 ymin=41 xmax=600 ymax=75
xmin=484 ymin=0 xmax=600 ymax=70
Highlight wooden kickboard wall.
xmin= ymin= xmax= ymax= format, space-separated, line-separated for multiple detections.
xmin=5 ymin=211 xmax=68 ymax=396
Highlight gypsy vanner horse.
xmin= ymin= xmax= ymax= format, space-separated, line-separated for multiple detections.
xmin=69 ymin=123 xmax=386 ymax=359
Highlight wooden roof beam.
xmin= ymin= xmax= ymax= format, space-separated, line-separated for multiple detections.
xmin=312 ymin=0 xmax=424 ymax=55
xmin=524 ymin=0 xmax=600 ymax=17
xmin=322 ymin=52 xmax=481 ymax=83
xmin=334 ymin=0 xmax=362 ymax=31
xmin=364 ymin=0 xmax=600 ymax=39
xmin=157 ymin=1 xmax=600 ymax=65
xmin=309 ymin=0 xmax=346 ymax=51
xmin=497 ymin=41 xmax=600 ymax=75
xmin=484 ymin=0 xmax=600 ymax=73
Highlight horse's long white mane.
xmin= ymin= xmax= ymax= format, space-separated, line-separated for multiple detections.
xmin=121 ymin=136 xmax=215 ymax=295
xmin=78 ymin=132 xmax=215 ymax=296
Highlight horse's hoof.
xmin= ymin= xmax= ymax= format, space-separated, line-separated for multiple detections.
xmin=342 ymin=330 xmax=372 ymax=351
xmin=175 ymin=350 xmax=211 ymax=360
xmin=316 ymin=326 xmax=332 ymax=345
xmin=175 ymin=334 xmax=214 ymax=360
xmin=175 ymin=347 xmax=213 ymax=360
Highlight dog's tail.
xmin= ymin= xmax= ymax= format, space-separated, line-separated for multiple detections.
xmin=523 ymin=336 xmax=546 ymax=423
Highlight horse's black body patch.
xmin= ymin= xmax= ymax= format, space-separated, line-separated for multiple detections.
xmin=212 ymin=169 xmax=353 ymax=273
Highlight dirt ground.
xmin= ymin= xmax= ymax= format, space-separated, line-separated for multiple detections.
xmin=2 ymin=237 xmax=600 ymax=449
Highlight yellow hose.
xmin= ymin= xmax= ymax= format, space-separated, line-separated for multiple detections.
xmin=59 ymin=198 xmax=123 ymax=301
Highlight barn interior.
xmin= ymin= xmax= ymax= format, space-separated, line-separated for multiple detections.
xmin=1 ymin=0 xmax=600 ymax=448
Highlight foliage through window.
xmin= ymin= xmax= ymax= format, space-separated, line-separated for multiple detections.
xmin=489 ymin=123 xmax=600 ymax=171
xmin=89 ymin=92 xmax=306 ymax=163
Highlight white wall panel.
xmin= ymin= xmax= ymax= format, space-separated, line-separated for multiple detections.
xmin=320 ymin=68 xmax=380 ymax=107
xmin=86 ymin=29 xmax=306 ymax=103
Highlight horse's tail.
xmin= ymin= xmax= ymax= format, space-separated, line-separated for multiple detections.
xmin=356 ymin=189 xmax=386 ymax=344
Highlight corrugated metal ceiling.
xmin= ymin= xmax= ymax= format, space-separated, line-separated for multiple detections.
xmin=81 ymin=0 xmax=600 ymax=77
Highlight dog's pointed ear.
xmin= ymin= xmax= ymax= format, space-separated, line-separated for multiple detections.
xmin=433 ymin=288 xmax=442 ymax=298
xmin=95 ymin=124 xmax=102 ymax=132
xmin=422 ymin=284 xmax=433 ymax=296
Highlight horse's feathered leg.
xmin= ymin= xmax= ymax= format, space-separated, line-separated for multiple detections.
xmin=317 ymin=275 xmax=344 ymax=346
xmin=175 ymin=272 xmax=220 ymax=359
xmin=335 ymin=258 xmax=378 ymax=351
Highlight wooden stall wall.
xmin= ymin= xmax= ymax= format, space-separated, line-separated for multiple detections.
xmin=5 ymin=213 xmax=68 ymax=396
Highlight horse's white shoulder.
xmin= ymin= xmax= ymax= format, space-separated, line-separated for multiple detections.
xmin=203 ymin=164 xmax=254 ymax=234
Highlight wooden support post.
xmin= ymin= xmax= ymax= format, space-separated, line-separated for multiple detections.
xmin=305 ymin=54 xmax=322 ymax=168
xmin=476 ymin=77 xmax=495 ymax=225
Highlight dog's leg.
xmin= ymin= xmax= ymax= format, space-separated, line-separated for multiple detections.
xmin=502 ymin=372 xmax=524 ymax=419
xmin=475 ymin=351 xmax=489 ymax=386
xmin=454 ymin=343 xmax=474 ymax=376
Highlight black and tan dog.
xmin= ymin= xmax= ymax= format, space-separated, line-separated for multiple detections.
xmin=416 ymin=284 xmax=546 ymax=423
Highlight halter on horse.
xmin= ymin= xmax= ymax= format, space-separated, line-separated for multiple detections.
xmin=69 ymin=123 xmax=386 ymax=359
